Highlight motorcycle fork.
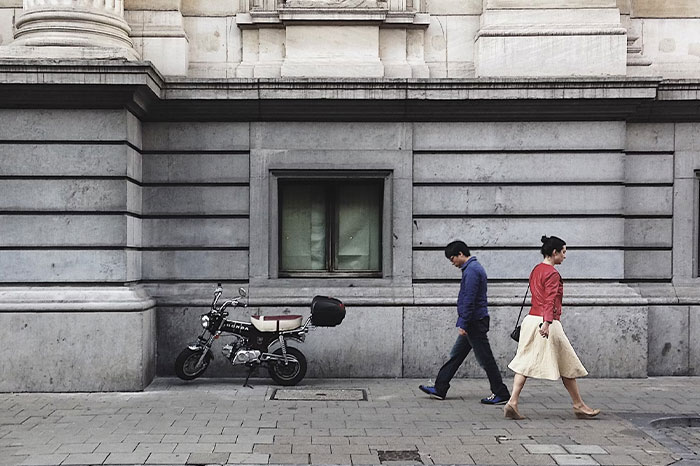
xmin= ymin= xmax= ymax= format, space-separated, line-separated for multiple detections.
xmin=195 ymin=333 xmax=217 ymax=368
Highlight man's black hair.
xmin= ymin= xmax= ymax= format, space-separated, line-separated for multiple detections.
xmin=444 ymin=240 xmax=471 ymax=258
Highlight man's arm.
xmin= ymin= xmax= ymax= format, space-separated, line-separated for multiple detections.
xmin=456 ymin=266 xmax=477 ymax=329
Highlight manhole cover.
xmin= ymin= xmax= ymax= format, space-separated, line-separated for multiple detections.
xmin=377 ymin=449 xmax=423 ymax=463
xmin=271 ymin=388 xmax=367 ymax=401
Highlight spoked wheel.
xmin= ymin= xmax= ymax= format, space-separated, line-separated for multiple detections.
xmin=268 ymin=347 xmax=307 ymax=386
xmin=174 ymin=348 xmax=211 ymax=380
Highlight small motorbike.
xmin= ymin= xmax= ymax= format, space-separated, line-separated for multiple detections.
xmin=174 ymin=283 xmax=345 ymax=386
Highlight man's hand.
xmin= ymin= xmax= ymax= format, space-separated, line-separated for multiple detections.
xmin=458 ymin=328 xmax=467 ymax=336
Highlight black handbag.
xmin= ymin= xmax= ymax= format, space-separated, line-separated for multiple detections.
xmin=510 ymin=284 xmax=530 ymax=342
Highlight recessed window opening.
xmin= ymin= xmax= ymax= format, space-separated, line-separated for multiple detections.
xmin=278 ymin=177 xmax=383 ymax=278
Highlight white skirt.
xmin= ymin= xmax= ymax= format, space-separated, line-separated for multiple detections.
xmin=508 ymin=315 xmax=588 ymax=381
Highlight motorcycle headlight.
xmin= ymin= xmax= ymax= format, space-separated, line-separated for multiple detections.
xmin=200 ymin=315 xmax=210 ymax=329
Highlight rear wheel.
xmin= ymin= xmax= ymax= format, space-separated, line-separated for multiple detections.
xmin=268 ymin=347 xmax=307 ymax=386
xmin=174 ymin=348 xmax=211 ymax=380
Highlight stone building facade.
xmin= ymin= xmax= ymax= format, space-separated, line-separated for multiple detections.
xmin=0 ymin=0 xmax=699 ymax=391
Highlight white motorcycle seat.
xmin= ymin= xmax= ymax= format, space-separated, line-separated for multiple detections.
xmin=250 ymin=314 xmax=303 ymax=332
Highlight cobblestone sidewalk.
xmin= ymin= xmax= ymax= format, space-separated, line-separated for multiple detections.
xmin=1 ymin=377 xmax=699 ymax=466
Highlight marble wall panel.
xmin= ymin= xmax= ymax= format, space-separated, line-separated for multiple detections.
xmin=142 ymin=186 xmax=249 ymax=215
xmin=0 ymin=309 xmax=155 ymax=391
xmin=0 ymin=109 xmax=134 ymax=141
xmin=414 ymin=152 xmax=625 ymax=183
xmin=413 ymin=122 xmax=626 ymax=151
xmin=624 ymin=218 xmax=672 ymax=247
xmin=413 ymin=217 xmax=624 ymax=247
xmin=1 ymin=179 xmax=128 ymax=212
xmin=0 ymin=250 xmax=135 ymax=282
xmin=625 ymin=153 xmax=674 ymax=183
xmin=142 ymin=250 xmax=248 ymax=280
xmin=142 ymin=153 xmax=249 ymax=183
xmin=413 ymin=185 xmax=624 ymax=215
xmin=624 ymin=250 xmax=673 ymax=279
xmin=413 ymin=249 xmax=624 ymax=280
xmin=0 ymin=144 xmax=135 ymax=177
xmin=142 ymin=218 xmax=248 ymax=247
xmin=624 ymin=186 xmax=673 ymax=215
xmin=647 ymin=306 xmax=689 ymax=376
xmin=0 ymin=215 xmax=128 ymax=246
xmin=625 ymin=123 xmax=675 ymax=152
xmin=143 ymin=122 xmax=250 ymax=151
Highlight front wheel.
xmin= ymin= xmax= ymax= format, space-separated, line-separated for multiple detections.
xmin=268 ymin=347 xmax=307 ymax=386
xmin=175 ymin=347 xmax=211 ymax=380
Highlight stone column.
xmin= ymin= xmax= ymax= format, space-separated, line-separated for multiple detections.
xmin=2 ymin=0 xmax=138 ymax=59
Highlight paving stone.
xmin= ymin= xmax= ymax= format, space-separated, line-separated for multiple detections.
xmin=187 ymin=451 xmax=231 ymax=464
xmin=292 ymin=444 xmax=331 ymax=454
xmin=146 ymin=452 xmax=189 ymax=464
xmin=95 ymin=442 xmax=138 ymax=453
xmin=510 ymin=453 xmax=558 ymax=465
xmin=55 ymin=443 xmax=99 ymax=454
xmin=174 ymin=442 xmax=215 ymax=453
xmin=61 ymin=452 xmax=109 ymax=465
xmin=471 ymin=452 xmax=517 ymax=464
xmin=103 ymin=451 xmax=150 ymax=464
xmin=213 ymin=442 xmax=254 ymax=453
xmin=552 ymin=454 xmax=600 ymax=465
xmin=267 ymin=453 xmax=309 ymax=464
xmin=134 ymin=442 xmax=176 ymax=453
xmin=310 ymin=453 xmax=352 ymax=463
xmin=592 ymin=454 xmax=642 ymax=465
xmin=564 ymin=444 xmax=609 ymax=455
xmin=524 ymin=444 xmax=569 ymax=454
xmin=18 ymin=454 xmax=69 ymax=466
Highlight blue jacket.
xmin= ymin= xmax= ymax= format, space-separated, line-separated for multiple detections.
xmin=456 ymin=256 xmax=489 ymax=329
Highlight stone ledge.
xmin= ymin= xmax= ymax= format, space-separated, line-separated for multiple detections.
xmin=0 ymin=285 xmax=156 ymax=312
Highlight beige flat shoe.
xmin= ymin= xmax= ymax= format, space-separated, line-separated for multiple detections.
xmin=504 ymin=403 xmax=525 ymax=420
xmin=573 ymin=407 xmax=601 ymax=419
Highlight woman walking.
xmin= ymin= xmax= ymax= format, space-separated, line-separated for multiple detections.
xmin=504 ymin=235 xmax=600 ymax=420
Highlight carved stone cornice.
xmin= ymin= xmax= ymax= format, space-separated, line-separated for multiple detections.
xmin=3 ymin=61 xmax=700 ymax=122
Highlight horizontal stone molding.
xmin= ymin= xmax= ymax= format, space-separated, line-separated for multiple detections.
xmin=0 ymin=285 xmax=155 ymax=312
xmin=476 ymin=27 xmax=627 ymax=38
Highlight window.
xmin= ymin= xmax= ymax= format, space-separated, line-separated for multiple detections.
xmin=278 ymin=178 xmax=383 ymax=277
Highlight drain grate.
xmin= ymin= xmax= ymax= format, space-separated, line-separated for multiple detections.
xmin=377 ymin=449 xmax=423 ymax=463
xmin=271 ymin=388 xmax=367 ymax=401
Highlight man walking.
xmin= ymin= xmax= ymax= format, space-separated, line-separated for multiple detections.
xmin=419 ymin=240 xmax=510 ymax=404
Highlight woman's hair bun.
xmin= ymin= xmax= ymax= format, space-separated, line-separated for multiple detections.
xmin=540 ymin=235 xmax=549 ymax=244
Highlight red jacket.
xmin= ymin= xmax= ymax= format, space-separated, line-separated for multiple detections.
xmin=528 ymin=263 xmax=562 ymax=322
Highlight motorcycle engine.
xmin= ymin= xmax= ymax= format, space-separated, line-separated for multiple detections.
xmin=233 ymin=349 xmax=261 ymax=365
xmin=222 ymin=335 xmax=245 ymax=360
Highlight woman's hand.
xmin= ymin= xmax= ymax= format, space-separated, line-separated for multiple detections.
xmin=539 ymin=321 xmax=550 ymax=339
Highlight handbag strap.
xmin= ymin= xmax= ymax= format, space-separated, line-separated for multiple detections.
xmin=514 ymin=284 xmax=530 ymax=328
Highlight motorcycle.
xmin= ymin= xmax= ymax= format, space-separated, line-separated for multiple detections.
xmin=174 ymin=283 xmax=345 ymax=386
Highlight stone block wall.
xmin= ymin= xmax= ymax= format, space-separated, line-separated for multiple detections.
xmin=0 ymin=109 xmax=156 ymax=391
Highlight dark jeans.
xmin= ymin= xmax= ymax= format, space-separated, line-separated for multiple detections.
xmin=434 ymin=316 xmax=510 ymax=398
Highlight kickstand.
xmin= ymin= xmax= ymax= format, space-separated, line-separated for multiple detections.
xmin=242 ymin=366 xmax=256 ymax=389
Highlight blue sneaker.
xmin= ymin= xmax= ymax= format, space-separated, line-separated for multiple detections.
xmin=419 ymin=385 xmax=445 ymax=400
xmin=481 ymin=393 xmax=508 ymax=405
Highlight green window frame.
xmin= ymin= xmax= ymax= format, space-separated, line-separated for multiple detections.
xmin=278 ymin=177 xmax=383 ymax=277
